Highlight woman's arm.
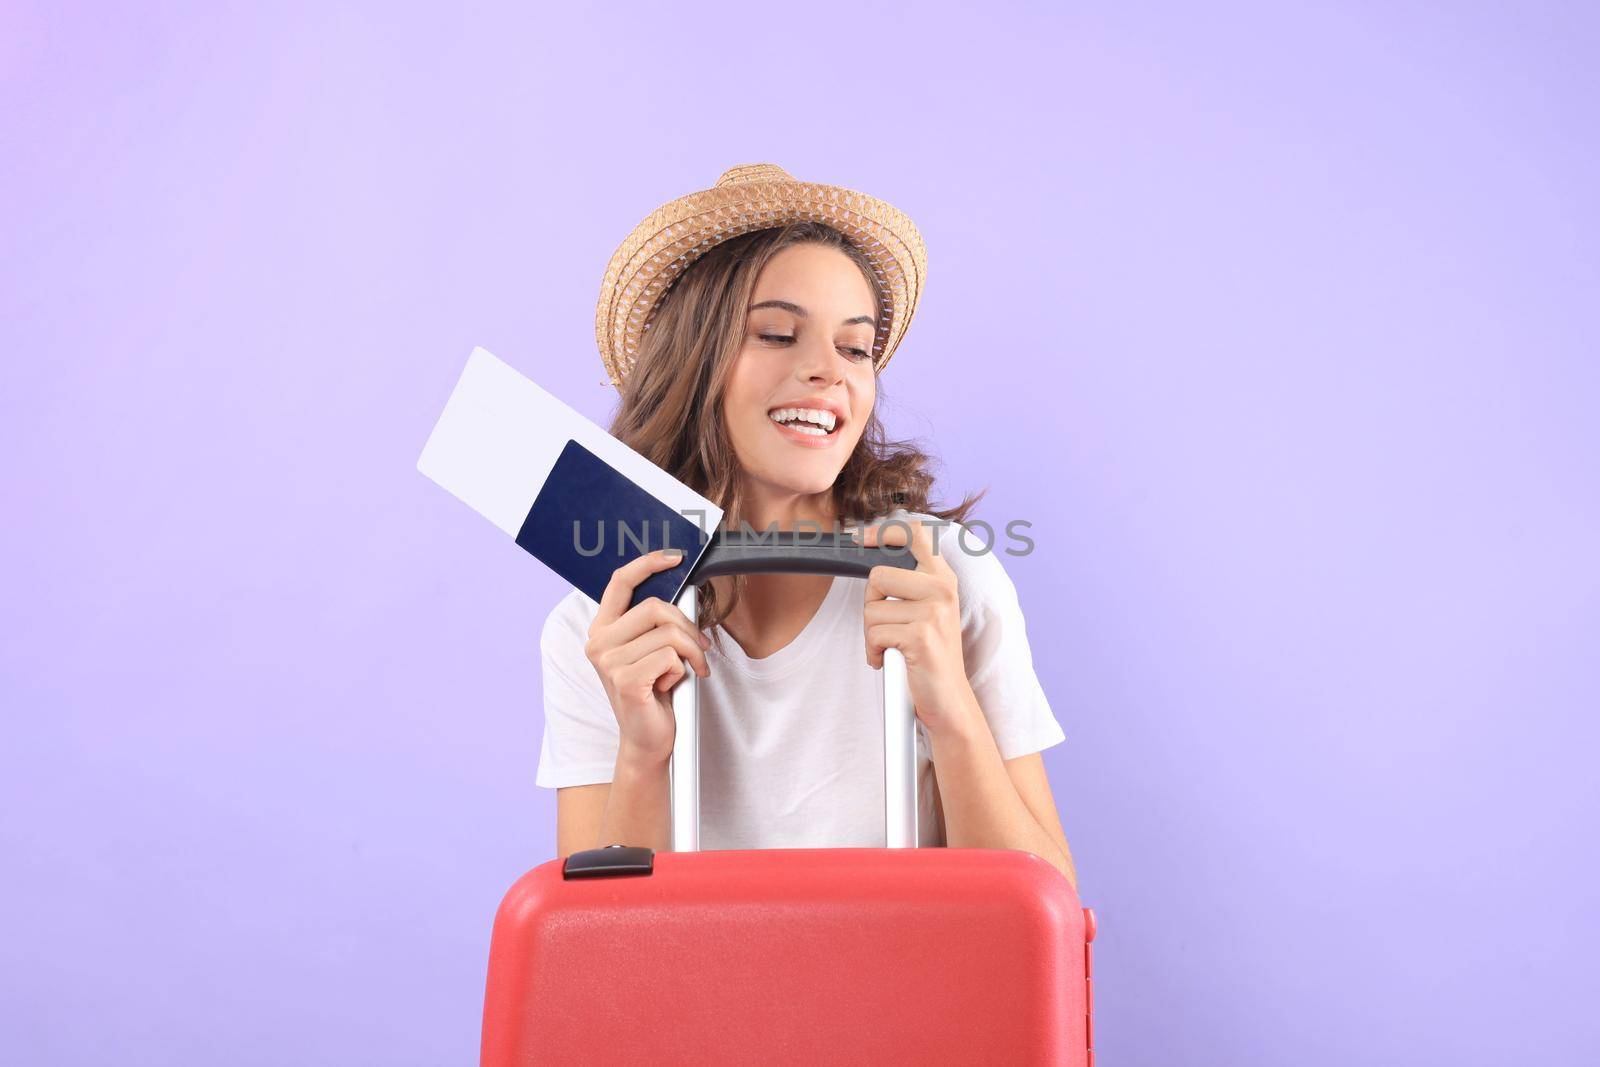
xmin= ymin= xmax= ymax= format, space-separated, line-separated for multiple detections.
xmin=858 ymin=517 xmax=1077 ymax=888
xmin=929 ymin=697 xmax=1078 ymax=888
xmin=555 ymin=744 xmax=673 ymax=857
xmin=555 ymin=782 xmax=608 ymax=858
xmin=597 ymin=744 xmax=672 ymax=851
xmin=550 ymin=549 xmax=705 ymax=857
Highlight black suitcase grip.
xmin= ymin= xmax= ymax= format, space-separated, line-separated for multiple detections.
xmin=684 ymin=531 xmax=917 ymax=583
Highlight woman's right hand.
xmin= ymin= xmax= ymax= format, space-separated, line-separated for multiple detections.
xmin=583 ymin=548 xmax=711 ymax=767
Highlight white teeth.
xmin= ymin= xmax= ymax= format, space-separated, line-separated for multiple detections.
xmin=767 ymin=406 xmax=838 ymax=433
xmin=784 ymin=422 xmax=827 ymax=436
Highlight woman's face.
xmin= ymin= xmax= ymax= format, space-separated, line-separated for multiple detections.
xmin=722 ymin=242 xmax=879 ymax=504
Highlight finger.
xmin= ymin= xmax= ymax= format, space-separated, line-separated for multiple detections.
xmin=861 ymin=518 xmax=953 ymax=579
xmin=618 ymin=645 xmax=681 ymax=693
xmin=608 ymin=596 xmax=710 ymax=651
xmin=862 ymin=603 xmax=918 ymax=669
xmin=650 ymin=646 xmax=691 ymax=693
xmin=864 ymin=598 xmax=920 ymax=626
xmin=615 ymin=623 xmax=710 ymax=679
xmin=858 ymin=518 xmax=911 ymax=548
xmin=865 ymin=622 xmax=914 ymax=669
xmin=865 ymin=563 xmax=937 ymax=602
xmin=618 ymin=625 xmax=711 ymax=679
xmin=905 ymin=517 xmax=951 ymax=575
xmin=595 ymin=549 xmax=686 ymax=626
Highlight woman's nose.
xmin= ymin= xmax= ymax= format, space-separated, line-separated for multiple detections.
xmin=795 ymin=335 xmax=843 ymax=384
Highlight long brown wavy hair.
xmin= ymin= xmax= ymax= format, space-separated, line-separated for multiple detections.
xmin=607 ymin=220 xmax=984 ymax=635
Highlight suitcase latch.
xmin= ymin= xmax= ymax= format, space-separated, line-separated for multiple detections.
xmin=562 ymin=844 xmax=656 ymax=879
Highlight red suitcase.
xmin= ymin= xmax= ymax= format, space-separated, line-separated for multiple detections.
xmin=482 ymin=535 xmax=1096 ymax=1066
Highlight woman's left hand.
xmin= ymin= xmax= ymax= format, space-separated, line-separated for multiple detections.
xmin=856 ymin=517 xmax=987 ymax=743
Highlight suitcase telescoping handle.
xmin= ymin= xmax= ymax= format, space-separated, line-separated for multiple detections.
xmin=669 ymin=531 xmax=920 ymax=852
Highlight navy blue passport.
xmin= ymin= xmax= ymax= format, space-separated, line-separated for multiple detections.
xmin=516 ymin=439 xmax=710 ymax=609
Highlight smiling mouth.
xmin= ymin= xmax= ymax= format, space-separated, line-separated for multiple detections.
xmin=767 ymin=406 xmax=841 ymax=437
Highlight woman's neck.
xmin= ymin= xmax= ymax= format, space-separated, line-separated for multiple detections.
xmin=730 ymin=483 xmax=841 ymax=536
xmin=709 ymin=482 xmax=841 ymax=656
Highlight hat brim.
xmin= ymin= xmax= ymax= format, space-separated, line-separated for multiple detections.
xmin=595 ymin=176 xmax=926 ymax=387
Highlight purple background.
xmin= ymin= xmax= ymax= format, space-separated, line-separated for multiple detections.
xmin=4 ymin=2 xmax=1596 ymax=1063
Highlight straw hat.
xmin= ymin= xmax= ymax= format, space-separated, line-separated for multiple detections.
xmin=594 ymin=163 xmax=928 ymax=388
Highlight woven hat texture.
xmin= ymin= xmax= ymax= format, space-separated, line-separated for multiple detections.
xmin=595 ymin=163 xmax=927 ymax=387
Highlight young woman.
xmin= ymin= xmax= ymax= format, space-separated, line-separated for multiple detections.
xmin=535 ymin=165 xmax=1077 ymax=887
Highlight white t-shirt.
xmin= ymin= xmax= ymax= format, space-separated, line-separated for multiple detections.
xmin=534 ymin=511 xmax=1066 ymax=850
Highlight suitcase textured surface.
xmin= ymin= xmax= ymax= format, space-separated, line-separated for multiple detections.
xmin=485 ymin=534 xmax=1095 ymax=1065
xmin=482 ymin=846 xmax=1092 ymax=1066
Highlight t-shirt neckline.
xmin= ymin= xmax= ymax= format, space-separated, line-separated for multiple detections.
xmin=711 ymin=576 xmax=853 ymax=680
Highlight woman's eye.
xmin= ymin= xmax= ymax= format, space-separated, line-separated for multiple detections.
xmin=758 ymin=333 xmax=869 ymax=362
